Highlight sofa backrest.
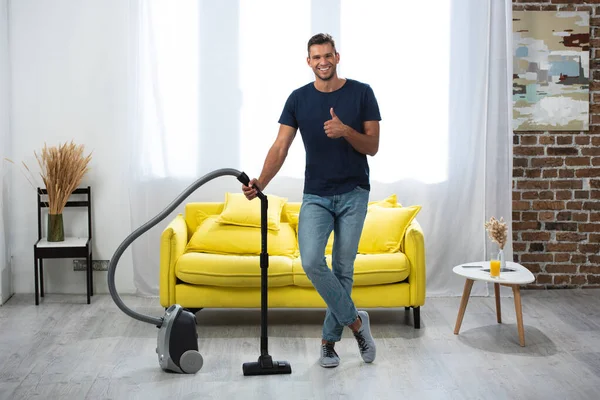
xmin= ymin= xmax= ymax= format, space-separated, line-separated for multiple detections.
xmin=184 ymin=201 xmax=301 ymax=237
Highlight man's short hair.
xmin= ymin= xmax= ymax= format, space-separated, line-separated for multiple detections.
xmin=307 ymin=33 xmax=337 ymax=56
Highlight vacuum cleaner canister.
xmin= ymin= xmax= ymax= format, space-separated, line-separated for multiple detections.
xmin=157 ymin=304 xmax=204 ymax=374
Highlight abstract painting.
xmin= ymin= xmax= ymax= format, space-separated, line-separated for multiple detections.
xmin=513 ymin=12 xmax=589 ymax=131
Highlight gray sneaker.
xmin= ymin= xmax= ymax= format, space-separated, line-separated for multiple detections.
xmin=353 ymin=311 xmax=376 ymax=363
xmin=319 ymin=343 xmax=340 ymax=368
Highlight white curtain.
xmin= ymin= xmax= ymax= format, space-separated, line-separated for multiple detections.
xmin=128 ymin=0 xmax=513 ymax=297
xmin=0 ymin=0 xmax=11 ymax=304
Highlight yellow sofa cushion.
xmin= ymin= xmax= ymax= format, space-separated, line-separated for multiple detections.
xmin=176 ymin=252 xmax=294 ymax=287
xmin=358 ymin=205 xmax=421 ymax=254
xmin=292 ymin=253 xmax=409 ymax=287
xmin=185 ymin=216 xmax=298 ymax=257
xmin=216 ymin=192 xmax=287 ymax=231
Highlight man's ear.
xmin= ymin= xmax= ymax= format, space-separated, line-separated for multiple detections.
xmin=307 ymin=56 xmax=311 ymax=66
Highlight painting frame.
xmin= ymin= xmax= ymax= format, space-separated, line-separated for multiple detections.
xmin=513 ymin=11 xmax=589 ymax=131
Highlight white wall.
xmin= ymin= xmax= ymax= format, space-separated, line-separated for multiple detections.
xmin=0 ymin=0 xmax=11 ymax=304
xmin=9 ymin=0 xmax=135 ymax=295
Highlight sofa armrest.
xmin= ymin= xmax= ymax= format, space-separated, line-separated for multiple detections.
xmin=404 ymin=219 xmax=426 ymax=306
xmin=160 ymin=214 xmax=188 ymax=307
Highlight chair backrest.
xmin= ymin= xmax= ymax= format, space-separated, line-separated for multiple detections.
xmin=37 ymin=187 xmax=92 ymax=240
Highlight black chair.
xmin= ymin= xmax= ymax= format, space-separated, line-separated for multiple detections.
xmin=33 ymin=187 xmax=93 ymax=305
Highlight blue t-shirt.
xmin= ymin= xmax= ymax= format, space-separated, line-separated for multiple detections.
xmin=278 ymin=79 xmax=381 ymax=196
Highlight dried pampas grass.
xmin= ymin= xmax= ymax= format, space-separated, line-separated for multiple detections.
xmin=3 ymin=158 xmax=39 ymax=189
xmin=35 ymin=141 xmax=92 ymax=215
xmin=485 ymin=216 xmax=508 ymax=250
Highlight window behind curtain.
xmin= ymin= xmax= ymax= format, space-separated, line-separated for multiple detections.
xmin=340 ymin=0 xmax=450 ymax=184
xmin=138 ymin=0 xmax=450 ymax=184
xmin=238 ymin=0 xmax=312 ymax=180
xmin=138 ymin=0 xmax=199 ymax=179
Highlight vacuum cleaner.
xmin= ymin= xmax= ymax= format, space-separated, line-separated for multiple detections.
xmin=107 ymin=168 xmax=291 ymax=376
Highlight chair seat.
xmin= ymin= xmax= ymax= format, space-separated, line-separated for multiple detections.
xmin=35 ymin=236 xmax=90 ymax=248
xmin=34 ymin=237 xmax=91 ymax=259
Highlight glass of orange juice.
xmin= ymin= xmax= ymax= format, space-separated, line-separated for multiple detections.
xmin=490 ymin=258 xmax=501 ymax=277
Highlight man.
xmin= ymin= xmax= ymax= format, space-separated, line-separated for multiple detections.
xmin=242 ymin=33 xmax=381 ymax=368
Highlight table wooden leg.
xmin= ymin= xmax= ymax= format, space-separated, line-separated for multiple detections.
xmin=454 ymin=279 xmax=474 ymax=334
xmin=512 ymin=285 xmax=525 ymax=346
xmin=494 ymin=283 xmax=501 ymax=323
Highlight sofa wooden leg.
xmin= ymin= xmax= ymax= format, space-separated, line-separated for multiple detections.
xmin=413 ymin=306 xmax=421 ymax=329
xmin=404 ymin=306 xmax=410 ymax=311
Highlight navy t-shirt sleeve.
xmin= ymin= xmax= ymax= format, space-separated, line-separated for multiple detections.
xmin=363 ymin=84 xmax=382 ymax=122
xmin=278 ymin=91 xmax=298 ymax=128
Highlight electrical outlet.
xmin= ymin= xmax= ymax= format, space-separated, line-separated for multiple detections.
xmin=73 ymin=259 xmax=109 ymax=271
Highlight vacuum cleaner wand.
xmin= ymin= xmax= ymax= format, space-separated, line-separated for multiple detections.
xmin=238 ymin=174 xmax=292 ymax=376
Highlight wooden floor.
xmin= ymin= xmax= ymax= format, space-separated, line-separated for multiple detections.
xmin=0 ymin=289 xmax=599 ymax=400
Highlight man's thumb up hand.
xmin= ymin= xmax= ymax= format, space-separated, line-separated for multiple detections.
xmin=324 ymin=107 xmax=347 ymax=139
xmin=330 ymin=108 xmax=338 ymax=120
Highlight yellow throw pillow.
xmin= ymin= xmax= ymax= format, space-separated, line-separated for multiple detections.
xmin=309 ymin=195 xmax=403 ymax=255
xmin=196 ymin=210 xmax=211 ymax=226
xmin=358 ymin=205 xmax=421 ymax=254
xmin=216 ymin=192 xmax=287 ymax=231
xmin=368 ymin=194 xmax=400 ymax=208
xmin=326 ymin=232 xmax=337 ymax=255
xmin=186 ymin=216 xmax=298 ymax=256
xmin=286 ymin=211 xmax=299 ymax=231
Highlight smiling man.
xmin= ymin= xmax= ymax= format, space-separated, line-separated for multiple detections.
xmin=242 ymin=33 xmax=381 ymax=368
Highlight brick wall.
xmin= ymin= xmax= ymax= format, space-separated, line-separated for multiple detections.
xmin=513 ymin=0 xmax=600 ymax=288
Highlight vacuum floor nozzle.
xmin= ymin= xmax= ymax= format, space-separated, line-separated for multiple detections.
xmin=243 ymin=355 xmax=292 ymax=376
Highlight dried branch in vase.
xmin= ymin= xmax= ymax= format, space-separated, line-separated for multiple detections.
xmin=35 ymin=141 xmax=92 ymax=215
xmin=3 ymin=157 xmax=41 ymax=190
xmin=485 ymin=216 xmax=508 ymax=250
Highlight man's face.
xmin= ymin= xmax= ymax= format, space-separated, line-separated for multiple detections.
xmin=307 ymin=43 xmax=339 ymax=81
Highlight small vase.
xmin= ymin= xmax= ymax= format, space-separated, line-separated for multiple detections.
xmin=48 ymin=213 xmax=64 ymax=242
xmin=498 ymin=248 xmax=506 ymax=270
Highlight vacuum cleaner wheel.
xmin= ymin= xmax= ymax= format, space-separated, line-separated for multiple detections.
xmin=180 ymin=350 xmax=204 ymax=374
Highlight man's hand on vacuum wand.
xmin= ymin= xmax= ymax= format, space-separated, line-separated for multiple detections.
xmin=242 ymin=178 xmax=262 ymax=200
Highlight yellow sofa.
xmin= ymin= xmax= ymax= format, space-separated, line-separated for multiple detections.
xmin=159 ymin=194 xmax=426 ymax=328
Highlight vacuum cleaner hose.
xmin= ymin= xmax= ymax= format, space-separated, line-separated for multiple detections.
xmin=108 ymin=168 xmax=250 ymax=326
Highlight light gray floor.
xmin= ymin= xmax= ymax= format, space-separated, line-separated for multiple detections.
xmin=0 ymin=289 xmax=599 ymax=400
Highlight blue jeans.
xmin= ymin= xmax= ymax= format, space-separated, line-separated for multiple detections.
xmin=297 ymin=186 xmax=369 ymax=342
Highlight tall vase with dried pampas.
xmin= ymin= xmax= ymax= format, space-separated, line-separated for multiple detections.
xmin=35 ymin=141 xmax=92 ymax=242
xmin=485 ymin=217 xmax=508 ymax=269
